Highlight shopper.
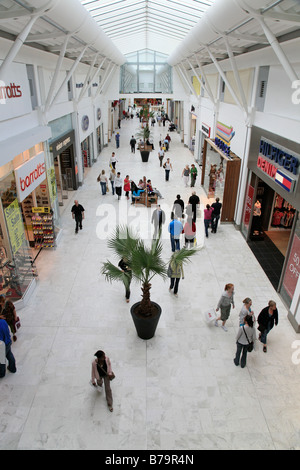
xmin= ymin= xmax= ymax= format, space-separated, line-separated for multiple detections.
xmin=130 ymin=135 xmax=136 ymax=153
xmin=109 ymin=168 xmax=116 ymax=195
xmin=90 ymin=350 xmax=114 ymax=412
xmin=234 ymin=315 xmax=256 ymax=368
xmin=124 ymin=175 xmax=131 ymax=200
xmin=182 ymin=217 xmax=196 ymax=248
xmin=0 ymin=300 xmax=19 ymax=342
xmin=0 ymin=318 xmax=16 ymax=378
xmin=71 ymin=200 xmax=85 ymax=234
xmin=130 ymin=181 xmax=145 ymax=204
xmin=115 ymin=172 xmax=123 ymax=200
xmin=109 ymin=152 xmax=117 ymax=169
xmin=172 ymin=195 xmax=184 ymax=220
xmin=182 ymin=165 xmax=190 ymax=187
xmin=99 ymin=170 xmax=108 ymax=195
xmin=239 ymin=297 xmax=255 ymax=326
xmin=147 ymin=180 xmax=163 ymax=199
xmin=204 ymin=204 xmax=213 ymax=238
xmin=215 ymin=283 xmax=235 ymax=331
xmin=118 ymin=257 xmax=132 ymax=303
xmin=163 ymin=158 xmax=173 ymax=181
xmin=257 ymin=300 xmax=279 ymax=353
xmin=168 ymin=216 xmax=183 ymax=252
xmin=151 ymin=205 xmax=165 ymax=239
xmin=211 ymin=197 xmax=222 ymax=233
xmin=158 ymin=146 xmax=165 ymax=167
xmin=190 ymin=164 xmax=198 ymax=187
xmin=168 ymin=253 xmax=184 ymax=297
xmin=115 ymin=132 xmax=120 ymax=148
xmin=188 ymin=191 xmax=200 ymax=223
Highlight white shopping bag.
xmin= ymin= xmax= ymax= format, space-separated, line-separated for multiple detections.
xmin=204 ymin=308 xmax=217 ymax=323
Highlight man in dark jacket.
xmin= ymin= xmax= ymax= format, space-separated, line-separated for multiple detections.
xmin=211 ymin=197 xmax=222 ymax=233
xmin=71 ymin=200 xmax=85 ymax=234
xmin=151 ymin=205 xmax=165 ymax=239
xmin=257 ymin=300 xmax=278 ymax=352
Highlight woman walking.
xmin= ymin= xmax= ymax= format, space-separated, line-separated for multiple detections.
xmin=109 ymin=168 xmax=116 ymax=195
xmin=124 ymin=175 xmax=131 ymax=200
xmin=182 ymin=217 xmax=196 ymax=248
xmin=181 ymin=165 xmax=190 ymax=187
xmin=204 ymin=204 xmax=213 ymax=238
xmin=168 ymin=253 xmax=184 ymax=297
xmin=234 ymin=315 xmax=256 ymax=368
xmin=257 ymin=300 xmax=278 ymax=353
xmin=163 ymin=158 xmax=172 ymax=181
xmin=99 ymin=170 xmax=108 ymax=195
xmin=239 ymin=297 xmax=255 ymax=326
xmin=215 ymin=283 xmax=235 ymax=331
xmin=90 ymin=350 xmax=114 ymax=412
xmin=0 ymin=300 xmax=19 ymax=342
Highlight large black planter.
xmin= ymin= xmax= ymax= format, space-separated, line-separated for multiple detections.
xmin=140 ymin=150 xmax=150 ymax=162
xmin=130 ymin=301 xmax=162 ymax=340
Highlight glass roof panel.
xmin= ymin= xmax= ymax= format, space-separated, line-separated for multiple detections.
xmin=80 ymin=0 xmax=216 ymax=55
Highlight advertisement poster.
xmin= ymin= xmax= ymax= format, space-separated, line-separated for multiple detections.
xmin=243 ymin=184 xmax=254 ymax=228
xmin=4 ymin=199 xmax=25 ymax=255
xmin=283 ymin=234 xmax=300 ymax=299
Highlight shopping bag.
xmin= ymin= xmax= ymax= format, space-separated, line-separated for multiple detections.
xmin=204 ymin=308 xmax=217 ymax=323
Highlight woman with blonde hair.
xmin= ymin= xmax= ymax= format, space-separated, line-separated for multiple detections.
xmin=215 ymin=283 xmax=235 ymax=331
xmin=239 ymin=297 xmax=255 ymax=327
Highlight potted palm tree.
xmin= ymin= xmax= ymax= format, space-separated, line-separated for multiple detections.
xmin=101 ymin=225 xmax=199 ymax=339
xmin=136 ymin=105 xmax=155 ymax=162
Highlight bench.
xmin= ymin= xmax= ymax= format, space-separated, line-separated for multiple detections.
xmin=134 ymin=191 xmax=158 ymax=207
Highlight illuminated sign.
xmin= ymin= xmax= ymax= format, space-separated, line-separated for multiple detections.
xmin=15 ymin=152 xmax=47 ymax=203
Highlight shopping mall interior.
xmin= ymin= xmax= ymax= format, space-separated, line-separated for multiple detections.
xmin=0 ymin=0 xmax=300 ymax=451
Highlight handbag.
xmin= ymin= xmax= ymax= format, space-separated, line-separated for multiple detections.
xmin=243 ymin=326 xmax=254 ymax=352
xmin=167 ymin=264 xmax=172 ymax=278
xmin=15 ymin=317 xmax=21 ymax=330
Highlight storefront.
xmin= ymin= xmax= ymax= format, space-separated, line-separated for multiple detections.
xmin=0 ymin=143 xmax=56 ymax=302
xmin=80 ymin=113 xmax=95 ymax=169
xmin=201 ymin=133 xmax=241 ymax=223
xmin=95 ymin=107 xmax=104 ymax=157
xmin=241 ymin=126 xmax=300 ymax=330
xmin=196 ymin=122 xmax=211 ymax=166
xmin=189 ymin=110 xmax=197 ymax=154
xmin=49 ymin=130 xmax=78 ymax=206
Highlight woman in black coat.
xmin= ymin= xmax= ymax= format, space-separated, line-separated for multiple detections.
xmin=257 ymin=300 xmax=278 ymax=353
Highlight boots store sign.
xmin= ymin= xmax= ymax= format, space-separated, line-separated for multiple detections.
xmin=0 ymin=62 xmax=32 ymax=121
xmin=15 ymin=152 xmax=47 ymax=203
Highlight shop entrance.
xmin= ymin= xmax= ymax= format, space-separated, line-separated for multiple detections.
xmin=248 ymin=178 xmax=296 ymax=289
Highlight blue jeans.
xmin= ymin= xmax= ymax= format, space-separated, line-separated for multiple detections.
xmin=110 ymin=181 xmax=115 ymax=195
xmin=204 ymin=219 xmax=210 ymax=237
xmin=100 ymin=182 xmax=107 ymax=195
xmin=165 ymin=170 xmax=170 ymax=181
xmin=234 ymin=342 xmax=248 ymax=368
xmin=260 ymin=323 xmax=273 ymax=345
xmin=170 ymin=235 xmax=180 ymax=252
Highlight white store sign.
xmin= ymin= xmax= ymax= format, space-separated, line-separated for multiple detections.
xmin=0 ymin=62 xmax=32 ymax=121
xmin=15 ymin=152 xmax=47 ymax=203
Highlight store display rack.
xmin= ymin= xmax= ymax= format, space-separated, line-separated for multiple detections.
xmin=32 ymin=213 xmax=55 ymax=249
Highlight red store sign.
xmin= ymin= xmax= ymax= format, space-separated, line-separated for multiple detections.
xmin=14 ymin=152 xmax=47 ymax=203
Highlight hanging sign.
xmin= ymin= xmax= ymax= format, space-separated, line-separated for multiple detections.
xmin=14 ymin=152 xmax=47 ymax=203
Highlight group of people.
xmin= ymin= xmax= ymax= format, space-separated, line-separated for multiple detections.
xmin=214 ymin=283 xmax=279 ymax=367
xmin=181 ymin=164 xmax=198 ymax=187
xmin=0 ymin=295 xmax=19 ymax=378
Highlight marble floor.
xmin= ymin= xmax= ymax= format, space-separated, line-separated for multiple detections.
xmin=1 ymin=116 xmax=300 ymax=451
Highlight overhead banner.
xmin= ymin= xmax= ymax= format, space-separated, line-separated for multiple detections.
xmin=14 ymin=152 xmax=47 ymax=203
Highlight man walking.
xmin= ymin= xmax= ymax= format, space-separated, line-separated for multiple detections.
xmin=151 ymin=205 xmax=165 ymax=238
xmin=168 ymin=216 xmax=183 ymax=252
xmin=158 ymin=146 xmax=165 ymax=167
xmin=115 ymin=132 xmax=120 ymax=149
xmin=71 ymin=200 xmax=85 ymax=234
xmin=130 ymin=135 xmax=136 ymax=153
xmin=211 ymin=197 xmax=222 ymax=233
xmin=188 ymin=191 xmax=200 ymax=223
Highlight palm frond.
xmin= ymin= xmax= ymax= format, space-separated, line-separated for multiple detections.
xmin=170 ymin=246 xmax=201 ymax=266
xmin=101 ymin=261 xmax=131 ymax=290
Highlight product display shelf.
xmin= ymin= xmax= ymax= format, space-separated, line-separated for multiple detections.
xmin=32 ymin=213 xmax=55 ymax=249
